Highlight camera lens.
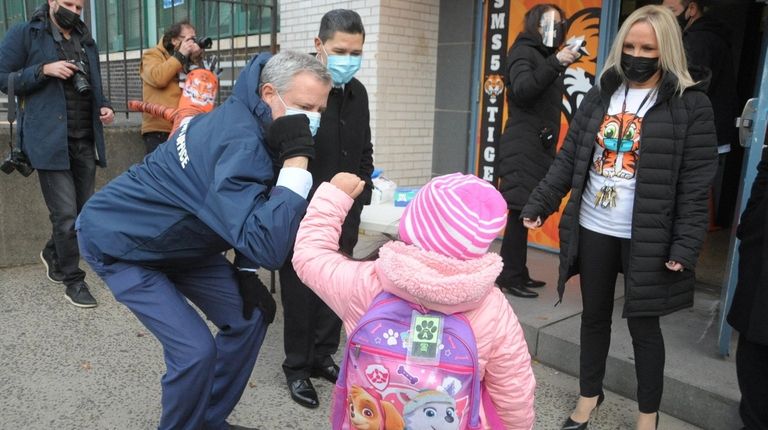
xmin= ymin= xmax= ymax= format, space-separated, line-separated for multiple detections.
xmin=69 ymin=61 xmax=91 ymax=95
xmin=196 ymin=36 xmax=212 ymax=50
xmin=73 ymin=72 xmax=91 ymax=95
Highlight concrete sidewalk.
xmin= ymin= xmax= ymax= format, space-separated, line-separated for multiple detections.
xmin=497 ymin=246 xmax=741 ymax=430
xmin=0 ymin=237 xmax=736 ymax=429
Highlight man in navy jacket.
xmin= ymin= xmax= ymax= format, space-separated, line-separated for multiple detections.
xmin=0 ymin=0 xmax=113 ymax=307
xmin=77 ymin=51 xmax=331 ymax=430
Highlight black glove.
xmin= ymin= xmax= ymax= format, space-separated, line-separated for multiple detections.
xmin=266 ymin=114 xmax=315 ymax=162
xmin=235 ymin=270 xmax=277 ymax=324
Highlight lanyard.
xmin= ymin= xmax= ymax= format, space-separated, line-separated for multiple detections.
xmin=616 ymin=85 xmax=655 ymax=147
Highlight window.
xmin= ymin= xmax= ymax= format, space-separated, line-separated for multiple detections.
xmin=94 ymin=0 xmax=145 ymax=52
xmin=0 ymin=1 xmax=40 ymax=35
xmin=155 ymin=0 xmax=193 ymax=39
xmin=90 ymin=0 xmax=277 ymax=53
xmin=200 ymin=0 xmax=276 ymax=38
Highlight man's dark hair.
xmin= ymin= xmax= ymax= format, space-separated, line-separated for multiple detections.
xmin=162 ymin=19 xmax=192 ymax=52
xmin=522 ymin=3 xmax=566 ymax=37
xmin=318 ymin=9 xmax=365 ymax=42
xmin=689 ymin=0 xmax=710 ymax=11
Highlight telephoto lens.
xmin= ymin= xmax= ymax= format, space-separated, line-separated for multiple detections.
xmin=196 ymin=36 xmax=212 ymax=50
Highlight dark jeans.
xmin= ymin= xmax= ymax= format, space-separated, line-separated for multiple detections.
xmin=498 ymin=209 xmax=531 ymax=285
xmin=38 ymin=138 xmax=96 ymax=286
xmin=578 ymin=227 xmax=665 ymax=413
xmin=142 ymin=131 xmax=170 ymax=155
xmin=280 ymin=251 xmax=342 ymax=382
xmin=736 ymin=335 xmax=768 ymax=429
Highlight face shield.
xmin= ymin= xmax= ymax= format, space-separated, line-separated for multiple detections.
xmin=540 ymin=10 xmax=565 ymax=48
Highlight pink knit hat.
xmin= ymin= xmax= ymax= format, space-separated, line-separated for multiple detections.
xmin=398 ymin=173 xmax=508 ymax=260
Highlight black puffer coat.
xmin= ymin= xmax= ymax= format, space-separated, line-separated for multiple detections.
xmin=521 ymin=69 xmax=718 ymax=317
xmin=727 ymin=148 xmax=768 ymax=345
xmin=497 ymin=32 xmax=567 ymax=210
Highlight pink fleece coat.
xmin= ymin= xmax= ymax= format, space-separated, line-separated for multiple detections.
xmin=292 ymin=182 xmax=536 ymax=430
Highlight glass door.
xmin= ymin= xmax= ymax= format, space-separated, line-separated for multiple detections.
xmin=718 ymin=23 xmax=768 ymax=356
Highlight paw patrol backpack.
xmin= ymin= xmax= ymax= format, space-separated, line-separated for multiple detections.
xmin=331 ymin=292 xmax=503 ymax=430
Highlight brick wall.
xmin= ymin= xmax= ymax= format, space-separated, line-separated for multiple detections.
xmin=279 ymin=0 xmax=439 ymax=186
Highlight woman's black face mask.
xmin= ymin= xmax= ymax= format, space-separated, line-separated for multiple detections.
xmin=620 ymin=53 xmax=660 ymax=84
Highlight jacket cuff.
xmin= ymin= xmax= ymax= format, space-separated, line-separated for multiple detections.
xmin=34 ymin=64 xmax=46 ymax=81
xmin=668 ymin=249 xmax=694 ymax=271
xmin=547 ymin=54 xmax=567 ymax=73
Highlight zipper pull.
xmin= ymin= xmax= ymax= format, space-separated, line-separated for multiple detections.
xmin=354 ymin=344 xmax=361 ymax=358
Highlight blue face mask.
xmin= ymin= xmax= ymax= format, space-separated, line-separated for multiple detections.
xmin=277 ymin=92 xmax=321 ymax=136
xmin=322 ymin=45 xmax=362 ymax=86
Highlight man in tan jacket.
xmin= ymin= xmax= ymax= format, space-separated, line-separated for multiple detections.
xmin=140 ymin=19 xmax=202 ymax=153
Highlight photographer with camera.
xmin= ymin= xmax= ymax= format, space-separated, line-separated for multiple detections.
xmin=0 ymin=0 xmax=113 ymax=308
xmin=140 ymin=19 xmax=210 ymax=154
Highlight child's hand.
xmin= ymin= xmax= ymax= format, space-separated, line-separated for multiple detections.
xmin=331 ymin=172 xmax=365 ymax=199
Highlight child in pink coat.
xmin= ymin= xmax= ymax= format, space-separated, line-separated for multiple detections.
xmin=292 ymin=172 xmax=536 ymax=429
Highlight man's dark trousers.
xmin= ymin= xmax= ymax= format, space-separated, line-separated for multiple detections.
xmin=280 ymin=248 xmax=343 ymax=382
xmin=38 ymin=137 xmax=95 ymax=286
xmin=79 ymin=238 xmax=268 ymax=430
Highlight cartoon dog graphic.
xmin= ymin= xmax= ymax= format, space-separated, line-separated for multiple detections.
xmin=348 ymin=385 xmax=404 ymax=430
xmin=402 ymin=390 xmax=460 ymax=430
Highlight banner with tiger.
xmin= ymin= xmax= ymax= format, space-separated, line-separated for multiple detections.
xmin=475 ymin=0 xmax=602 ymax=251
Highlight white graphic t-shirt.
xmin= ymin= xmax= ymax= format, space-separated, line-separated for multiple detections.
xmin=580 ymin=85 xmax=657 ymax=238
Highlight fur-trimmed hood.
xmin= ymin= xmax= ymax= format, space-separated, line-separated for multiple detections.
xmin=374 ymin=241 xmax=503 ymax=315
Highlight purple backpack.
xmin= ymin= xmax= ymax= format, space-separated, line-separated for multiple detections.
xmin=331 ymin=292 xmax=503 ymax=430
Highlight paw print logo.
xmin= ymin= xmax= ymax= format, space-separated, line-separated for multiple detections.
xmin=382 ymin=329 xmax=399 ymax=346
xmin=416 ymin=320 xmax=438 ymax=340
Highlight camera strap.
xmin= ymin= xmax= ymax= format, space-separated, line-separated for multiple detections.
xmin=7 ymin=73 xmax=16 ymax=151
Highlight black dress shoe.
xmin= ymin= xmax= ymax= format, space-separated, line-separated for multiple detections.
xmin=288 ymin=378 xmax=319 ymax=408
xmin=525 ymin=278 xmax=546 ymax=288
xmin=503 ymin=284 xmax=539 ymax=298
xmin=311 ymin=364 xmax=340 ymax=383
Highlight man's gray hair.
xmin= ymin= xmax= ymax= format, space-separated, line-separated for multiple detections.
xmin=260 ymin=51 xmax=331 ymax=93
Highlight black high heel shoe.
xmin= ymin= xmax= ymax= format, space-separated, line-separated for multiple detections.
xmin=560 ymin=393 xmax=605 ymax=430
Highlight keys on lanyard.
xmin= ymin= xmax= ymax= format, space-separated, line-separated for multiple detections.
xmin=594 ymin=183 xmax=617 ymax=208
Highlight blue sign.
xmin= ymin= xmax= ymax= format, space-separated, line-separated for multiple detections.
xmin=163 ymin=0 xmax=184 ymax=8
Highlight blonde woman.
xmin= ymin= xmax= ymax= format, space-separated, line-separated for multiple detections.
xmin=521 ymin=5 xmax=717 ymax=429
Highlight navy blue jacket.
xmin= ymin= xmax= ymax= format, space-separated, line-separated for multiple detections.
xmin=77 ymin=53 xmax=308 ymax=269
xmin=0 ymin=5 xmax=110 ymax=170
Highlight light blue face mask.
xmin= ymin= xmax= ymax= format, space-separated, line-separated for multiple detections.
xmin=322 ymin=45 xmax=362 ymax=86
xmin=277 ymin=92 xmax=321 ymax=136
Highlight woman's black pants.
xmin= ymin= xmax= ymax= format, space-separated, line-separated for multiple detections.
xmin=578 ymin=227 xmax=665 ymax=413
xmin=498 ymin=209 xmax=531 ymax=285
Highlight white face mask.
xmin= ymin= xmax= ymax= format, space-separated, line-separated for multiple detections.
xmin=276 ymin=92 xmax=321 ymax=136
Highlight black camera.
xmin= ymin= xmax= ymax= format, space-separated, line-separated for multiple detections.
xmin=195 ymin=36 xmax=212 ymax=50
xmin=1 ymin=148 xmax=35 ymax=177
xmin=67 ymin=60 xmax=91 ymax=96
